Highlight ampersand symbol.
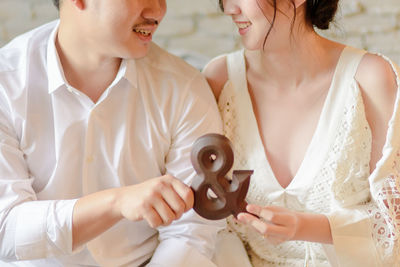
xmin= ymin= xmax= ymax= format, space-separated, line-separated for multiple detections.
xmin=190 ymin=133 xmax=253 ymax=220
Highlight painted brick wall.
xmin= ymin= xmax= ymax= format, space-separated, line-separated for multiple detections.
xmin=0 ymin=0 xmax=399 ymax=67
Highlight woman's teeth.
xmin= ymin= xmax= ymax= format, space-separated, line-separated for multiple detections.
xmin=133 ymin=29 xmax=151 ymax=36
xmin=237 ymin=22 xmax=251 ymax=29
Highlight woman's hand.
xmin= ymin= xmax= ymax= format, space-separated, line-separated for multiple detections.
xmin=237 ymin=204 xmax=333 ymax=245
xmin=237 ymin=204 xmax=300 ymax=245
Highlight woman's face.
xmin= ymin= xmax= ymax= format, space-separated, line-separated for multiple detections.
xmin=221 ymin=0 xmax=302 ymax=50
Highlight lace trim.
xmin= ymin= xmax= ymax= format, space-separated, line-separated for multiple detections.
xmin=330 ymin=84 xmax=372 ymax=206
xmin=370 ymin=172 xmax=400 ymax=264
xmin=368 ymin=54 xmax=400 ymax=265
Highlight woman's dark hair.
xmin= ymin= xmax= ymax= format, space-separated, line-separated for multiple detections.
xmin=219 ymin=0 xmax=339 ymax=46
xmin=52 ymin=0 xmax=61 ymax=10
xmin=306 ymin=0 xmax=339 ymax=30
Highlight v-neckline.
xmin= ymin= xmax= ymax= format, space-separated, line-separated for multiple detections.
xmin=240 ymin=47 xmax=348 ymax=190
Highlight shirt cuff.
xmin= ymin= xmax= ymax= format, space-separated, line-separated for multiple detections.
xmin=326 ymin=208 xmax=380 ymax=266
xmin=148 ymin=239 xmax=217 ymax=267
xmin=15 ymin=199 xmax=77 ymax=260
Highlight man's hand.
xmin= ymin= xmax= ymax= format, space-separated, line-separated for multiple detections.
xmin=72 ymin=174 xmax=194 ymax=249
xmin=117 ymin=174 xmax=194 ymax=228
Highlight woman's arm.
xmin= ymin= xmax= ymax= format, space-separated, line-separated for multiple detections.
xmin=355 ymin=53 xmax=397 ymax=172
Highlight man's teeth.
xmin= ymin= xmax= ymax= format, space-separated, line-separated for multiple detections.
xmin=133 ymin=29 xmax=151 ymax=36
xmin=238 ymin=22 xmax=251 ymax=29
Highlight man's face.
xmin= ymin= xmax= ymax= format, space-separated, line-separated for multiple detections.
xmin=82 ymin=0 xmax=166 ymax=59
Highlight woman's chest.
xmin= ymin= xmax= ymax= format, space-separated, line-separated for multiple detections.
xmin=219 ymin=81 xmax=372 ymax=208
xmin=248 ymin=86 xmax=329 ymax=187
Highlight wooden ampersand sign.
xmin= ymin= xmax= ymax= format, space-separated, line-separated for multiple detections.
xmin=190 ymin=133 xmax=253 ymax=220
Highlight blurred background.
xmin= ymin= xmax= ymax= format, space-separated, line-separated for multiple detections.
xmin=0 ymin=0 xmax=399 ymax=69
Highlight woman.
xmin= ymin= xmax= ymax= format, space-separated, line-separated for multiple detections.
xmin=203 ymin=0 xmax=400 ymax=266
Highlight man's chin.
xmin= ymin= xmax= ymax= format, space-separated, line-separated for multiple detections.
xmin=123 ymin=45 xmax=151 ymax=60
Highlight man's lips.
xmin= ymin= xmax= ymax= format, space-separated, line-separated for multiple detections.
xmin=133 ymin=28 xmax=152 ymax=36
xmin=133 ymin=24 xmax=157 ymax=36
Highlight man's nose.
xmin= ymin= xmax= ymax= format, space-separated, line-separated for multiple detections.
xmin=142 ymin=0 xmax=166 ymax=23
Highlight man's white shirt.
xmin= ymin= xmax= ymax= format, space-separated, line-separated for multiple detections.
xmin=0 ymin=20 xmax=224 ymax=266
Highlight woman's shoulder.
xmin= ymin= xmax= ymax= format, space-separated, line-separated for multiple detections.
xmin=203 ymin=50 xmax=246 ymax=100
xmin=202 ymin=54 xmax=229 ymax=100
xmin=355 ymin=52 xmax=398 ymax=96
xmin=355 ymin=52 xmax=398 ymax=115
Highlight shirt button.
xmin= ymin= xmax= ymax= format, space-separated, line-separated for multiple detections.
xmin=86 ymin=155 xmax=94 ymax=163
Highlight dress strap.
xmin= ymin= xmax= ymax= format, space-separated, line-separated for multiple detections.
xmin=333 ymin=46 xmax=367 ymax=85
xmin=226 ymin=49 xmax=247 ymax=94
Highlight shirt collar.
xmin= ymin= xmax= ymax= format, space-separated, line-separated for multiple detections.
xmin=47 ymin=20 xmax=138 ymax=94
xmin=47 ymin=20 xmax=67 ymax=94
xmin=124 ymin=59 xmax=138 ymax=88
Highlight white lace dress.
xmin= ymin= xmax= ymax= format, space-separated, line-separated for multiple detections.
xmin=214 ymin=47 xmax=400 ymax=267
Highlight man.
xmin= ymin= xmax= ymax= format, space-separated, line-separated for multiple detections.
xmin=0 ymin=0 xmax=224 ymax=266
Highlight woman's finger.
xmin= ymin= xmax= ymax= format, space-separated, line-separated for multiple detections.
xmin=247 ymin=204 xmax=296 ymax=226
xmin=238 ymin=212 xmax=293 ymax=238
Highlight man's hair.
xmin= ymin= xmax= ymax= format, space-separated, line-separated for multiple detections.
xmin=52 ymin=0 xmax=61 ymax=10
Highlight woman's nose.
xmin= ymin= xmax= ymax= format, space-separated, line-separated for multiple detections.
xmin=222 ymin=0 xmax=241 ymax=15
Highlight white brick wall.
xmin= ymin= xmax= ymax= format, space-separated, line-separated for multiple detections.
xmin=0 ymin=0 xmax=399 ymax=66
xmin=0 ymin=0 xmax=59 ymax=47
xmin=323 ymin=0 xmax=400 ymax=64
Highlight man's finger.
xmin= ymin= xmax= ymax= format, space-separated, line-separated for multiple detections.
xmin=161 ymin=185 xmax=186 ymax=219
xmin=169 ymin=177 xmax=194 ymax=211
xmin=143 ymin=207 xmax=163 ymax=228
xmin=152 ymin=198 xmax=176 ymax=226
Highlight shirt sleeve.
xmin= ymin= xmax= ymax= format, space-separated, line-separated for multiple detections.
xmin=0 ymin=87 xmax=78 ymax=261
xmin=326 ymin=56 xmax=400 ymax=266
xmin=326 ymin=205 xmax=382 ymax=266
xmin=149 ymin=73 xmax=225 ymax=267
